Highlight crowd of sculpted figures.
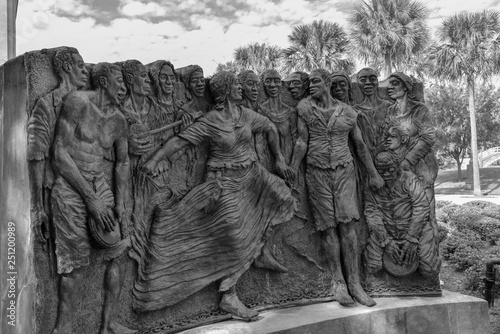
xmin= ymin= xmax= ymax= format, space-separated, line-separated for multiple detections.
xmin=27 ymin=46 xmax=441 ymax=333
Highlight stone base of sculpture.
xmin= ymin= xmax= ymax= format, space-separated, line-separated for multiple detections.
xmin=180 ymin=291 xmax=490 ymax=334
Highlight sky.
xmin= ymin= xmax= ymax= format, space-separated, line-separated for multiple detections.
xmin=14 ymin=0 xmax=500 ymax=75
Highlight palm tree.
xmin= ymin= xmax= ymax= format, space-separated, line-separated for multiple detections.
xmin=349 ymin=0 xmax=430 ymax=78
xmin=427 ymin=10 xmax=500 ymax=196
xmin=233 ymin=43 xmax=284 ymax=75
xmin=282 ymin=20 xmax=354 ymax=74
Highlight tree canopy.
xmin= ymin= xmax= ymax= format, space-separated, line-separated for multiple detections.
xmin=349 ymin=0 xmax=430 ymax=78
xmin=282 ymin=20 xmax=354 ymax=74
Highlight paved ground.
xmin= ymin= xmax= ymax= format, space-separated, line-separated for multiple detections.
xmin=436 ymin=194 xmax=500 ymax=205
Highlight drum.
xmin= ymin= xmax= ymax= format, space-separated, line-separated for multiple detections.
xmin=89 ymin=216 xmax=121 ymax=248
xmin=382 ymin=240 xmax=419 ymax=277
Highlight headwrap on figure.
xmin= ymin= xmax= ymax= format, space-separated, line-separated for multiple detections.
xmin=389 ymin=72 xmax=417 ymax=100
xmin=237 ymin=70 xmax=257 ymax=84
xmin=179 ymin=64 xmax=203 ymax=101
xmin=209 ymin=71 xmax=235 ymax=106
xmin=331 ymin=71 xmax=353 ymax=104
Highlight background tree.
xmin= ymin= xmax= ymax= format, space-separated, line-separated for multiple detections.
xmin=282 ymin=20 xmax=354 ymax=74
xmin=426 ymin=10 xmax=500 ymax=196
xmin=232 ymin=42 xmax=284 ymax=75
xmin=427 ymin=82 xmax=500 ymax=180
xmin=349 ymin=0 xmax=430 ymax=78
xmin=215 ymin=61 xmax=241 ymax=74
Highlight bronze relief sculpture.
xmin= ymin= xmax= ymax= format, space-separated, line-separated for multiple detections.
xmin=19 ymin=47 xmax=442 ymax=333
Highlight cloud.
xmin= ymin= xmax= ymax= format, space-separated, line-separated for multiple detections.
xmin=120 ymin=1 xmax=167 ymax=17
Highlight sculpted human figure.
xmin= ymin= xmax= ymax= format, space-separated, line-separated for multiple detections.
xmin=386 ymin=72 xmax=439 ymax=242
xmin=364 ymin=151 xmax=440 ymax=278
xmin=290 ymin=68 xmax=384 ymax=307
xmin=135 ymin=71 xmax=295 ymax=320
xmin=238 ymin=69 xmax=260 ymax=111
xmin=50 ymin=62 xmax=134 ymax=334
xmin=330 ymin=72 xmax=353 ymax=105
xmin=286 ymin=71 xmax=309 ymax=103
xmin=27 ymin=47 xmax=88 ymax=246
xmin=179 ymin=64 xmax=210 ymax=115
xmin=354 ymin=68 xmax=393 ymax=154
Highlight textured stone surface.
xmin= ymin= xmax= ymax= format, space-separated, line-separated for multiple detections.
xmin=0 ymin=53 xmax=35 ymax=334
xmin=181 ymin=290 xmax=490 ymax=334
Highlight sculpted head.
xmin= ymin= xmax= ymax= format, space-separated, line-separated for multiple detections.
xmin=53 ymin=47 xmax=88 ymax=89
xmin=261 ymin=69 xmax=281 ymax=98
xmin=309 ymin=69 xmax=331 ymax=99
xmin=181 ymin=65 xmax=205 ymax=99
xmin=209 ymin=71 xmax=242 ymax=105
xmin=385 ymin=123 xmax=409 ymax=150
xmin=330 ymin=72 xmax=352 ymax=104
xmin=388 ymin=72 xmax=415 ymax=100
xmin=375 ymin=151 xmax=400 ymax=184
xmin=238 ymin=70 xmax=259 ymax=102
xmin=122 ymin=59 xmax=151 ymax=96
xmin=92 ymin=62 xmax=126 ymax=105
xmin=357 ymin=67 xmax=379 ymax=97
xmin=286 ymin=71 xmax=309 ymax=100
xmin=149 ymin=60 xmax=176 ymax=97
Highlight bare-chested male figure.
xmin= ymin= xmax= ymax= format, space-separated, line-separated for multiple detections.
xmin=50 ymin=62 xmax=134 ymax=334
xmin=290 ymin=69 xmax=384 ymax=307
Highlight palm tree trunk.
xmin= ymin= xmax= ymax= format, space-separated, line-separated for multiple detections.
xmin=384 ymin=51 xmax=392 ymax=78
xmin=467 ymin=75 xmax=482 ymax=196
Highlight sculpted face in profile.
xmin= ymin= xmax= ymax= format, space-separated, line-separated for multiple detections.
xmin=358 ymin=68 xmax=379 ymax=97
xmin=242 ymin=72 xmax=259 ymax=102
xmin=387 ymin=76 xmax=407 ymax=100
xmin=287 ymin=72 xmax=309 ymax=100
xmin=263 ymin=70 xmax=282 ymax=98
xmin=159 ymin=64 xmax=175 ymax=95
xmin=130 ymin=63 xmax=151 ymax=96
xmin=67 ymin=53 xmax=88 ymax=89
xmin=189 ymin=69 xmax=205 ymax=98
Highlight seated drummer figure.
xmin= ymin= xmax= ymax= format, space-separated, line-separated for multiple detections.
xmin=364 ymin=151 xmax=441 ymax=278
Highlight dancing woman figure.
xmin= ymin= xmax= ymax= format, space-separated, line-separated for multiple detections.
xmin=134 ymin=71 xmax=295 ymax=320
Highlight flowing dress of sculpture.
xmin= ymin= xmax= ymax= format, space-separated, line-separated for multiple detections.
xmin=291 ymin=69 xmax=383 ymax=306
xmin=364 ymin=151 xmax=441 ymax=278
xmin=285 ymin=71 xmax=309 ymax=103
xmin=238 ymin=70 xmax=260 ymax=111
xmin=386 ymin=72 xmax=439 ymax=243
xmin=290 ymin=68 xmax=385 ymax=307
xmin=49 ymin=62 xmax=134 ymax=334
xmin=354 ymin=68 xmax=393 ymax=154
xmin=28 ymin=47 xmax=88 ymax=251
xmin=134 ymin=71 xmax=295 ymax=320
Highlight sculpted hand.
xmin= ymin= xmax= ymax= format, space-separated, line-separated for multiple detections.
xmin=87 ymin=198 xmax=116 ymax=232
xmin=401 ymin=240 xmax=418 ymax=265
xmin=181 ymin=113 xmax=195 ymax=128
xmin=386 ymin=240 xmax=401 ymax=265
xmin=32 ymin=206 xmax=49 ymax=243
xmin=129 ymin=136 xmax=153 ymax=156
xmin=400 ymin=159 xmax=412 ymax=171
xmin=275 ymin=159 xmax=295 ymax=182
xmin=141 ymin=158 xmax=159 ymax=175
xmin=369 ymin=173 xmax=385 ymax=190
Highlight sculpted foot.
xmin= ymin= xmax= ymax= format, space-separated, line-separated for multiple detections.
xmin=100 ymin=322 xmax=137 ymax=334
xmin=349 ymin=283 xmax=376 ymax=307
xmin=220 ymin=292 xmax=259 ymax=320
xmin=333 ymin=282 xmax=355 ymax=307
xmin=254 ymin=247 xmax=288 ymax=273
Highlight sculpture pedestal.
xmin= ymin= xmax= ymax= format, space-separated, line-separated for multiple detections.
xmin=181 ymin=290 xmax=490 ymax=334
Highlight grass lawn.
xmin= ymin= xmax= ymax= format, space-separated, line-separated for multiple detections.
xmin=435 ymin=166 xmax=500 ymax=195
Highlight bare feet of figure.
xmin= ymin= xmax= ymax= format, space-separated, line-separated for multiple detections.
xmin=333 ymin=282 xmax=355 ymax=307
xmin=100 ymin=322 xmax=137 ymax=334
xmin=254 ymin=246 xmax=288 ymax=273
xmin=220 ymin=291 xmax=259 ymax=321
xmin=348 ymin=283 xmax=376 ymax=307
